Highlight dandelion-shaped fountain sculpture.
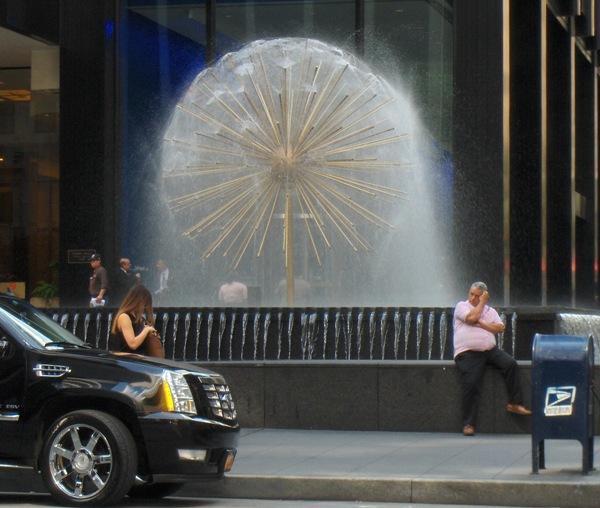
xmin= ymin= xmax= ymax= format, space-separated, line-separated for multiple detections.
xmin=163 ymin=38 xmax=413 ymax=305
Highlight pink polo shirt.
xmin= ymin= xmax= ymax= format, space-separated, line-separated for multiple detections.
xmin=453 ymin=300 xmax=502 ymax=358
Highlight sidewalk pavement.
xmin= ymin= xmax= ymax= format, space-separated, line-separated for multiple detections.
xmin=181 ymin=428 xmax=600 ymax=508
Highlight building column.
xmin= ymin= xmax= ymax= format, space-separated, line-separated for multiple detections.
xmin=59 ymin=0 xmax=118 ymax=306
xmin=508 ymin=0 xmax=543 ymax=306
xmin=453 ymin=0 xmax=505 ymax=297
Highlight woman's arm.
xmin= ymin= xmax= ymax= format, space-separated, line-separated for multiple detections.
xmin=117 ymin=313 xmax=155 ymax=350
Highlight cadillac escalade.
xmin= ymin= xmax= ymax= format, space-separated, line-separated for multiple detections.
xmin=0 ymin=294 xmax=239 ymax=506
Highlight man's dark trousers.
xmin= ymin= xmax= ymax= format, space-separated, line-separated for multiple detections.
xmin=455 ymin=347 xmax=523 ymax=426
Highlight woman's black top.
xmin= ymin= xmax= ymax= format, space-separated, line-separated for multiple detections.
xmin=108 ymin=312 xmax=147 ymax=355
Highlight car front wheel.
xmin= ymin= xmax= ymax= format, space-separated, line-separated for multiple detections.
xmin=40 ymin=410 xmax=138 ymax=506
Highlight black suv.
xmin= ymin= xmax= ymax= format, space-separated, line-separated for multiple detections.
xmin=0 ymin=294 xmax=239 ymax=506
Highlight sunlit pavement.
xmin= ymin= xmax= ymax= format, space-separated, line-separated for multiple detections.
xmin=180 ymin=428 xmax=600 ymax=508
xmin=1 ymin=428 xmax=598 ymax=507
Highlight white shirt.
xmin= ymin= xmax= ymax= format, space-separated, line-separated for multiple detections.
xmin=157 ymin=268 xmax=169 ymax=293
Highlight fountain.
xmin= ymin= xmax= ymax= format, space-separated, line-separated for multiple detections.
xmin=45 ymin=39 xmax=600 ymax=369
xmin=47 ymin=304 xmax=600 ymax=362
xmin=51 ymin=305 xmax=519 ymax=361
xmin=43 ymin=37 xmax=600 ymax=435
xmin=158 ymin=37 xmax=455 ymax=308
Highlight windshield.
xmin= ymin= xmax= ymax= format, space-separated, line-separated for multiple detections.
xmin=0 ymin=296 xmax=87 ymax=349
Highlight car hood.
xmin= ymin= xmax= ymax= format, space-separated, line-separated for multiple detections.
xmin=40 ymin=347 xmax=222 ymax=377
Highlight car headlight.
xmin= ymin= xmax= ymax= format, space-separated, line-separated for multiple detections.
xmin=162 ymin=371 xmax=197 ymax=414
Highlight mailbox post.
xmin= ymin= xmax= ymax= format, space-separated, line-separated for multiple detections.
xmin=531 ymin=334 xmax=594 ymax=474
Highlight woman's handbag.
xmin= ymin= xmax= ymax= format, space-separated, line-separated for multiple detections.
xmin=145 ymin=331 xmax=165 ymax=358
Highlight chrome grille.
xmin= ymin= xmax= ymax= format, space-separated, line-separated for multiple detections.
xmin=199 ymin=377 xmax=236 ymax=421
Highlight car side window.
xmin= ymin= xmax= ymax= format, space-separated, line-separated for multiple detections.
xmin=0 ymin=330 xmax=16 ymax=360
xmin=0 ymin=328 xmax=25 ymax=406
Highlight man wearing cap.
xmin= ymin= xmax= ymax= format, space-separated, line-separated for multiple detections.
xmin=89 ymin=253 xmax=109 ymax=307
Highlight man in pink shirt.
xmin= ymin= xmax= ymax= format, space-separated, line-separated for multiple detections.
xmin=453 ymin=282 xmax=531 ymax=436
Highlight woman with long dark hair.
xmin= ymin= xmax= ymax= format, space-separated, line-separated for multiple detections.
xmin=109 ymin=284 xmax=162 ymax=356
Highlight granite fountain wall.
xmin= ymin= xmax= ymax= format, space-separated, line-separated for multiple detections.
xmin=46 ymin=305 xmax=600 ymax=434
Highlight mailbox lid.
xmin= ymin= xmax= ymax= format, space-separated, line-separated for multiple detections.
xmin=532 ymin=334 xmax=593 ymax=363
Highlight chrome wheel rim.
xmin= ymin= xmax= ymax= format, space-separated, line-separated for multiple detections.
xmin=47 ymin=423 xmax=113 ymax=500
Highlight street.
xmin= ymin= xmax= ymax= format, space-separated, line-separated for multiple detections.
xmin=0 ymin=492 xmax=553 ymax=508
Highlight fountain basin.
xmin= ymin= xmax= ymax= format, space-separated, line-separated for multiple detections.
xmin=45 ymin=306 xmax=600 ymax=433
xmin=46 ymin=306 xmax=600 ymax=362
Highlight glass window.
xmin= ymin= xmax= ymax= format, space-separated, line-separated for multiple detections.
xmin=364 ymin=0 xmax=453 ymax=151
xmin=0 ymin=67 xmax=59 ymax=298
xmin=119 ymin=0 xmax=453 ymax=306
xmin=211 ymin=0 xmax=355 ymax=55
xmin=0 ymin=102 xmax=15 ymax=135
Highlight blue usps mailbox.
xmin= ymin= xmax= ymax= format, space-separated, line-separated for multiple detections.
xmin=531 ymin=334 xmax=594 ymax=474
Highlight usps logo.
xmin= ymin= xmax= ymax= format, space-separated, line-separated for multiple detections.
xmin=544 ymin=386 xmax=577 ymax=416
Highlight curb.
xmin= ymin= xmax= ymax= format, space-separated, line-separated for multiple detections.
xmin=179 ymin=474 xmax=600 ymax=507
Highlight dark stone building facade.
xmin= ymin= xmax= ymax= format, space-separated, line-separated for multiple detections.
xmin=0 ymin=1 xmax=599 ymax=310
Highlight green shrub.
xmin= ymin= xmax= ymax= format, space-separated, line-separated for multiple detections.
xmin=31 ymin=281 xmax=59 ymax=303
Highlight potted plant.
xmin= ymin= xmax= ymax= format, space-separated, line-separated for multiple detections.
xmin=30 ymin=281 xmax=60 ymax=308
